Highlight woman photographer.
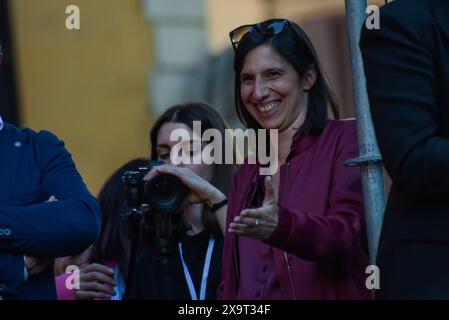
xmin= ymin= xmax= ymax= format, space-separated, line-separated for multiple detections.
xmin=128 ymin=102 xmax=235 ymax=300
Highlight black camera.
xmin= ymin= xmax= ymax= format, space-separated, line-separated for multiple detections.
xmin=121 ymin=161 xmax=190 ymax=298
xmin=121 ymin=160 xmax=191 ymax=248
xmin=122 ymin=161 xmax=188 ymax=214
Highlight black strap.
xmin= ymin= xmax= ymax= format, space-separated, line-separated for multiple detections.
xmin=210 ymin=199 xmax=227 ymax=213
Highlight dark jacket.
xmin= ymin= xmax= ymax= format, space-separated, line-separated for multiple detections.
xmin=360 ymin=0 xmax=449 ymax=299
xmin=0 ymin=122 xmax=101 ymax=299
xmin=218 ymin=120 xmax=372 ymax=299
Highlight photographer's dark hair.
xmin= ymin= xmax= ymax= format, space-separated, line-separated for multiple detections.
xmin=150 ymin=102 xmax=236 ymax=236
xmin=90 ymin=158 xmax=150 ymax=278
xmin=234 ymin=20 xmax=340 ymax=135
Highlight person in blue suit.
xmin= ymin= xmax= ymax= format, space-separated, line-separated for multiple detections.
xmin=0 ymin=44 xmax=101 ymax=299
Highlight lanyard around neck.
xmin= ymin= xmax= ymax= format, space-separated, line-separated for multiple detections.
xmin=178 ymin=237 xmax=215 ymax=300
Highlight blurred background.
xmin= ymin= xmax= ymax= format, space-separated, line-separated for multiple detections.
xmin=0 ymin=0 xmax=383 ymax=194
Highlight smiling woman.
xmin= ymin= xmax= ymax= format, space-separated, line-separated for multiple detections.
xmin=219 ymin=18 xmax=372 ymax=300
xmin=239 ymin=44 xmax=312 ymax=133
xmin=232 ymin=19 xmax=339 ymax=138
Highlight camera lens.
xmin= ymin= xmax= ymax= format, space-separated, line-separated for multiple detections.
xmin=156 ymin=179 xmax=174 ymax=199
xmin=146 ymin=174 xmax=188 ymax=214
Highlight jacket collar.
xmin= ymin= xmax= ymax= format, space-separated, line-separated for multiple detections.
xmin=286 ymin=121 xmax=327 ymax=162
xmin=249 ymin=121 xmax=326 ymax=182
xmin=287 ymin=130 xmax=317 ymax=161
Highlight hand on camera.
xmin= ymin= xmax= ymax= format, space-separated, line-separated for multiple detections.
xmin=144 ymin=164 xmax=225 ymax=207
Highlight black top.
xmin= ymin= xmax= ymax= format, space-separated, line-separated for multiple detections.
xmin=128 ymin=230 xmax=223 ymax=300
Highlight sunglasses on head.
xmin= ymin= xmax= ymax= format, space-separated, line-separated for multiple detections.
xmin=229 ymin=19 xmax=291 ymax=50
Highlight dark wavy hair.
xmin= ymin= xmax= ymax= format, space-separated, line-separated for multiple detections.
xmin=150 ymin=102 xmax=236 ymax=236
xmin=233 ymin=20 xmax=340 ymax=135
xmin=89 ymin=158 xmax=150 ymax=278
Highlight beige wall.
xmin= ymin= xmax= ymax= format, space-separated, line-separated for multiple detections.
xmin=10 ymin=0 xmax=153 ymax=194
xmin=274 ymin=0 xmax=385 ymax=22
xmin=207 ymin=0 xmax=267 ymax=53
xmin=207 ymin=0 xmax=386 ymax=53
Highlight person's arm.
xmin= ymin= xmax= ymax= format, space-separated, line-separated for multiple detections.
xmin=265 ymin=126 xmax=365 ymax=261
xmin=0 ymin=130 xmax=100 ymax=257
xmin=207 ymin=193 xmax=227 ymax=235
xmin=360 ymin=5 xmax=449 ymax=196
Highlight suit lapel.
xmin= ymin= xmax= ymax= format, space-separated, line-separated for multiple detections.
xmin=0 ymin=125 xmax=25 ymax=203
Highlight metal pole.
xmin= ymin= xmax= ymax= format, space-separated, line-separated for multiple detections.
xmin=344 ymin=0 xmax=386 ymax=265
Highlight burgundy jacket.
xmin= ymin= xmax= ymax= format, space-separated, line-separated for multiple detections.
xmin=218 ymin=120 xmax=373 ymax=299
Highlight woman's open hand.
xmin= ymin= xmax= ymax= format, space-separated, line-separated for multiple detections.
xmin=229 ymin=176 xmax=278 ymax=240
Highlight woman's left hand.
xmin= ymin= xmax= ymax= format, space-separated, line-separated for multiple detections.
xmin=229 ymin=176 xmax=278 ymax=241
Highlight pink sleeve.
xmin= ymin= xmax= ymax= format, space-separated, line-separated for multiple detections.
xmin=55 ymin=273 xmax=76 ymax=300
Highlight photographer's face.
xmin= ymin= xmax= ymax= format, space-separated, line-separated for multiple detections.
xmin=156 ymin=122 xmax=214 ymax=183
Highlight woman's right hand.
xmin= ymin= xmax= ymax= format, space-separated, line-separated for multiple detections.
xmin=74 ymin=263 xmax=116 ymax=300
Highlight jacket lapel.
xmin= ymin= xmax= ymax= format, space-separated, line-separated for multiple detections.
xmin=0 ymin=125 xmax=25 ymax=203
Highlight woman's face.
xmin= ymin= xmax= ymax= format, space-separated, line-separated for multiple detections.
xmin=240 ymin=44 xmax=313 ymax=132
xmin=156 ymin=122 xmax=214 ymax=183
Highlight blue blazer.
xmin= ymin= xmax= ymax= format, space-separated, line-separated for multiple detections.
xmin=0 ymin=122 xmax=101 ymax=299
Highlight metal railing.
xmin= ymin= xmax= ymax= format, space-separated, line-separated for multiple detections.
xmin=344 ymin=0 xmax=386 ymax=265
